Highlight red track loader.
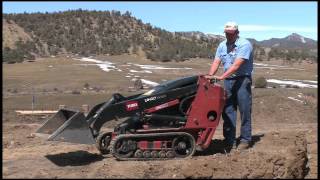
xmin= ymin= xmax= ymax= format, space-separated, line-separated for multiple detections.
xmin=36 ymin=75 xmax=226 ymax=160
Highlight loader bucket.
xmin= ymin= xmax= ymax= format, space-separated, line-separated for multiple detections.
xmin=35 ymin=109 xmax=96 ymax=144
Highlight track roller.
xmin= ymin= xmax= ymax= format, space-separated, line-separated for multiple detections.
xmin=96 ymin=132 xmax=112 ymax=154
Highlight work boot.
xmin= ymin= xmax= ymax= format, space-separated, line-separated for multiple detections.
xmin=222 ymin=140 xmax=237 ymax=153
xmin=237 ymin=141 xmax=250 ymax=151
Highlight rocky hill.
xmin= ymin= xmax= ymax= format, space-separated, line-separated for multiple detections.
xmin=259 ymin=33 xmax=317 ymax=49
xmin=248 ymin=34 xmax=317 ymax=62
xmin=2 ymin=9 xmax=317 ymax=63
xmin=3 ymin=19 xmax=33 ymax=49
xmin=2 ymin=9 xmax=219 ymax=63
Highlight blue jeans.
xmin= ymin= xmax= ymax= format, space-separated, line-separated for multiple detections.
xmin=222 ymin=76 xmax=252 ymax=145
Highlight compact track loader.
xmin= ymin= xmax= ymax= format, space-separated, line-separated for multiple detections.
xmin=36 ymin=75 xmax=226 ymax=160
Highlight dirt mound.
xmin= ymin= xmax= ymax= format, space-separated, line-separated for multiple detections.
xmin=183 ymin=131 xmax=308 ymax=179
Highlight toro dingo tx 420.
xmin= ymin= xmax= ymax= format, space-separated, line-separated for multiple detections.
xmin=36 ymin=75 xmax=226 ymax=160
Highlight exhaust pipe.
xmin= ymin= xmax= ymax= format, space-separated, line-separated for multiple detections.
xmin=35 ymin=109 xmax=96 ymax=144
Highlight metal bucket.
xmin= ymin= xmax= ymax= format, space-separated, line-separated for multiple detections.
xmin=35 ymin=109 xmax=95 ymax=144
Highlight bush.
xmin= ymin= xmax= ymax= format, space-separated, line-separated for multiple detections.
xmin=83 ymin=82 xmax=90 ymax=89
xmin=71 ymin=90 xmax=81 ymax=94
xmin=92 ymin=86 xmax=103 ymax=92
xmin=255 ymin=76 xmax=267 ymax=88
xmin=285 ymin=84 xmax=300 ymax=89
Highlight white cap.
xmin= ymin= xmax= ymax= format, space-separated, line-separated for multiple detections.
xmin=224 ymin=21 xmax=238 ymax=33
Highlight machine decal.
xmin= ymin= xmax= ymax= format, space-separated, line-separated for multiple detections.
xmin=144 ymin=99 xmax=179 ymax=113
xmin=144 ymin=94 xmax=167 ymax=103
xmin=144 ymin=96 xmax=157 ymax=102
xmin=125 ymin=101 xmax=139 ymax=111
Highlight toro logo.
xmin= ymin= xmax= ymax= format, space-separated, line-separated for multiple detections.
xmin=125 ymin=101 xmax=139 ymax=111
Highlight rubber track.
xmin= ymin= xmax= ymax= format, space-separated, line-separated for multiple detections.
xmin=110 ymin=132 xmax=196 ymax=161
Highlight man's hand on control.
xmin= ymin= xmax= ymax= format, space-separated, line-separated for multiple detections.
xmin=205 ymin=75 xmax=223 ymax=80
xmin=204 ymin=74 xmax=214 ymax=79
xmin=204 ymin=75 xmax=224 ymax=84
xmin=213 ymin=76 xmax=224 ymax=80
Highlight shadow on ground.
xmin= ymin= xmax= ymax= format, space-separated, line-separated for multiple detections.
xmin=195 ymin=133 xmax=264 ymax=156
xmin=45 ymin=150 xmax=104 ymax=166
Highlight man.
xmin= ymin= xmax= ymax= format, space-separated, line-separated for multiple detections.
xmin=205 ymin=21 xmax=253 ymax=152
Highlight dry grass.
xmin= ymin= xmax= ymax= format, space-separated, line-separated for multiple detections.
xmin=3 ymin=55 xmax=317 ymax=124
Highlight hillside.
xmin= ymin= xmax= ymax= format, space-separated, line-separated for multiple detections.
xmin=2 ymin=9 xmax=317 ymax=64
xmin=3 ymin=9 xmax=219 ymax=63
xmin=259 ymin=33 xmax=317 ymax=49
xmin=2 ymin=19 xmax=33 ymax=49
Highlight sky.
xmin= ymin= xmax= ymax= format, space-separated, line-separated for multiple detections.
xmin=2 ymin=1 xmax=318 ymax=41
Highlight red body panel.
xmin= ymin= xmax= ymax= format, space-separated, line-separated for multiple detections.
xmin=185 ymin=76 xmax=226 ymax=149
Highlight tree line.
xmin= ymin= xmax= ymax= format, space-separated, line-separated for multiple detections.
xmin=3 ymin=9 xmax=219 ymax=63
xmin=3 ymin=9 xmax=316 ymax=63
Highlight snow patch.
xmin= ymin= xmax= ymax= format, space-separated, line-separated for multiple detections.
xmin=254 ymin=63 xmax=304 ymax=70
xmin=267 ymin=79 xmax=317 ymax=88
xmin=73 ymin=58 xmax=192 ymax=73
xmin=288 ymin=97 xmax=304 ymax=103
xmin=129 ymin=69 xmax=153 ymax=73
xmin=133 ymin=64 xmax=192 ymax=70
xmin=254 ymin=63 xmax=288 ymax=68
xmin=283 ymin=79 xmax=317 ymax=84
xmin=73 ymin=57 xmax=122 ymax=72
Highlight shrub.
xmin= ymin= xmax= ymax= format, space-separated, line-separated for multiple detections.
xmin=92 ymin=86 xmax=103 ymax=92
xmin=71 ymin=90 xmax=81 ymax=94
xmin=304 ymin=92 xmax=316 ymax=98
xmin=83 ymin=82 xmax=90 ymax=89
xmin=12 ymin=88 xmax=18 ymax=93
xmin=254 ymin=76 xmax=267 ymax=88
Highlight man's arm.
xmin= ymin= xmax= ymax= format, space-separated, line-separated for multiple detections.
xmin=208 ymin=58 xmax=221 ymax=75
xmin=215 ymin=58 xmax=244 ymax=80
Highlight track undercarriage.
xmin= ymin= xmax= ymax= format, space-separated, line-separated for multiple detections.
xmin=109 ymin=131 xmax=196 ymax=160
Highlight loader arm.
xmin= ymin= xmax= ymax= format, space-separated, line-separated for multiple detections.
xmin=89 ymin=84 xmax=198 ymax=137
xmin=35 ymin=75 xmax=200 ymax=145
